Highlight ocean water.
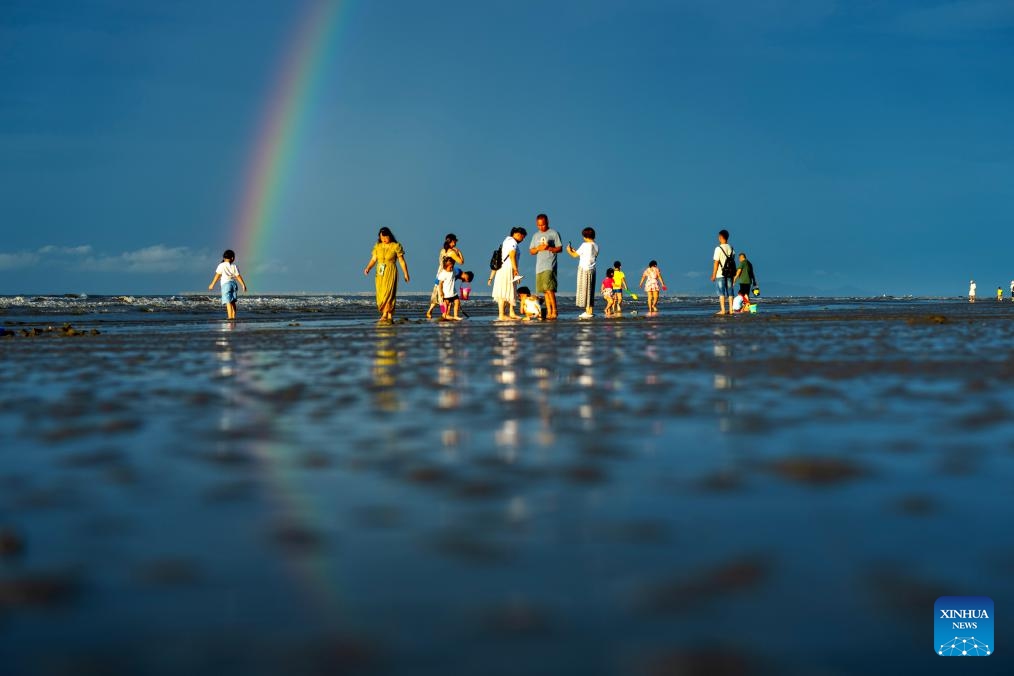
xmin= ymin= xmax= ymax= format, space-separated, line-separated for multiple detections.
xmin=1 ymin=295 xmax=1012 ymax=675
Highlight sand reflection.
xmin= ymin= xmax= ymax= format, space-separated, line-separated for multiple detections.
xmin=371 ymin=325 xmax=400 ymax=412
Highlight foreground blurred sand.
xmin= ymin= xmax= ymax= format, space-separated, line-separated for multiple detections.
xmin=2 ymin=300 xmax=1013 ymax=675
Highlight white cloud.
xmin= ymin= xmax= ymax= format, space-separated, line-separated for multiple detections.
xmin=81 ymin=245 xmax=209 ymax=273
xmin=1 ymin=243 xmax=215 ymax=274
xmin=0 ymin=252 xmax=41 ymax=270
xmin=38 ymin=245 xmax=93 ymax=255
xmin=251 ymin=260 xmax=289 ymax=275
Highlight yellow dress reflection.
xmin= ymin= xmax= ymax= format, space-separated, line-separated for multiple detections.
xmin=372 ymin=327 xmax=400 ymax=412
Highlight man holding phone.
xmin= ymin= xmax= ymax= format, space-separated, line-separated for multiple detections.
xmin=528 ymin=213 xmax=562 ymax=319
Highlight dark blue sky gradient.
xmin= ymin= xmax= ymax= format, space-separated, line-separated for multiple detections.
xmin=2 ymin=0 xmax=1012 ymax=295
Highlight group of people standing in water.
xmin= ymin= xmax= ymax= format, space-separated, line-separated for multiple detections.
xmin=361 ymin=216 xmax=759 ymax=321
xmin=206 ymin=218 xmax=757 ymax=321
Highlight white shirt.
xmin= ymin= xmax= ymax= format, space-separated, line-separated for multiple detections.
xmin=732 ymin=294 xmax=745 ymax=312
xmin=970 ymin=282 xmax=976 ymax=295
xmin=576 ymin=241 xmax=598 ymax=270
xmin=437 ymin=269 xmax=458 ymax=298
xmin=500 ymin=237 xmax=518 ymax=267
xmin=522 ymin=296 xmax=542 ymax=317
xmin=216 ymin=261 xmax=240 ymax=284
xmin=714 ymin=244 xmax=733 ymax=272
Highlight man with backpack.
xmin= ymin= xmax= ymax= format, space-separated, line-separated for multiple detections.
xmin=711 ymin=229 xmax=736 ymax=315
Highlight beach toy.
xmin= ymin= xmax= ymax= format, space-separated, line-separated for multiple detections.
xmin=439 ymin=303 xmax=447 ymax=314
xmin=752 ymin=288 xmax=760 ymax=296
xmin=629 ymin=293 xmax=639 ymax=300
xmin=661 ymin=285 xmax=668 ymax=291
xmin=460 ymin=286 xmax=471 ymax=300
xmin=749 ymin=304 xmax=758 ymax=313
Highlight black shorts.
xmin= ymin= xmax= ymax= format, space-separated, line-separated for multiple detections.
xmin=738 ymin=284 xmax=751 ymax=295
xmin=443 ymin=296 xmax=458 ymax=303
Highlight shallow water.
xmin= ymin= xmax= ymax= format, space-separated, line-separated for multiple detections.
xmin=2 ymin=297 xmax=1012 ymax=674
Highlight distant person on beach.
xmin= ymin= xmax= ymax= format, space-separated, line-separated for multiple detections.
xmin=612 ymin=261 xmax=628 ymax=313
xmin=998 ymin=287 xmax=1004 ymax=302
xmin=490 ymin=226 xmax=527 ymax=320
xmin=601 ymin=267 xmax=616 ymax=316
xmin=436 ymin=256 xmax=463 ymax=321
xmin=639 ymin=260 xmax=666 ymax=314
xmin=528 ymin=214 xmax=562 ymax=319
xmin=711 ymin=229 xmax=735 ymax=315
xmin=1010 ymin=280 xmax=1014 ymax=302
xmin=518 ymin=286 xmax=543 ymax=320
xmin=364 ymin=227 xmax=410 ymax=321
xmin=733 ymin=253 xmax=755 ymax=296
xmin=566 ymin=227 xmax=599 ymax=319
xmin=207 ymin=249 xmax=248 ymax=320
xmin=969 ymin=280 xmax=976 ymax=303
xmin=426 ymin=234 xmax=464 ymax=319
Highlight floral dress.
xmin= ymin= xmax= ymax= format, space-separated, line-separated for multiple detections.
xmin=643 ymin=267 xmax=661 ymax=293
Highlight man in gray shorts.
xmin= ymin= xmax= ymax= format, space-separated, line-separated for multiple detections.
xmin=528 ymin=213 xmax=562 ymax=319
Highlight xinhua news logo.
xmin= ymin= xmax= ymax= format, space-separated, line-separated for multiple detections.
xmin=935 ymin=596 xmax=993 ymax=656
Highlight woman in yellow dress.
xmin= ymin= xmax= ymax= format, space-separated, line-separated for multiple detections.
xmin=363 ymin=227 xmax=410 ymax=321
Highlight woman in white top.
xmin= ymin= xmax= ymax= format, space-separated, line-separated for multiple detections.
xmin=490 ymin=226 xmax=527 ymax=320
xmin=565 ymin=227 xmax=599 ymax=318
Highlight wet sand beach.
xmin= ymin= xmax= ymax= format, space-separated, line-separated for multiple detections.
xmin=2 ymin=296 xmax=1013 ymax=675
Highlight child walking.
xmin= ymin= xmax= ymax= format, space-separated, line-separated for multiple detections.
xmin=639 ymin=260 xmax=666 ymax=314
xmin=457 ymin=270 xmax=474 ymax=318
xmin=611 ymin=261 xmax=628 ymax=313
xmin=208 ymin=249 xmax=248 ymax=320
xmin=601 ymin=268 xmax=617 ymax=316
xmin=565 ymin=227 xmax=599 ymax=319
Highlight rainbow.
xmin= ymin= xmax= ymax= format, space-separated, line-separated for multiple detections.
xmin=230 ymin=0 xmax=348 ymax=271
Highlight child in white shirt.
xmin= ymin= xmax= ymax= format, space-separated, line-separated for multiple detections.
xmin=436 ymin=257 xmax=462 ymax=320
xmin=517 ymin=286 xmax=543 ymax=320
xmin=208 ymin=249 xmax=248 ymax=320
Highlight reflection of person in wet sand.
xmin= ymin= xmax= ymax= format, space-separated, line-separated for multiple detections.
xmin=364 ymin=227 xmax=410 ymax=321
xmin=371 ymin=329 xmax=400 ymax=411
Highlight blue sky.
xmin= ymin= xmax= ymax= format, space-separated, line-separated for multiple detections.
xmin=1 ymin=0 xmax=1012 ymax=296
